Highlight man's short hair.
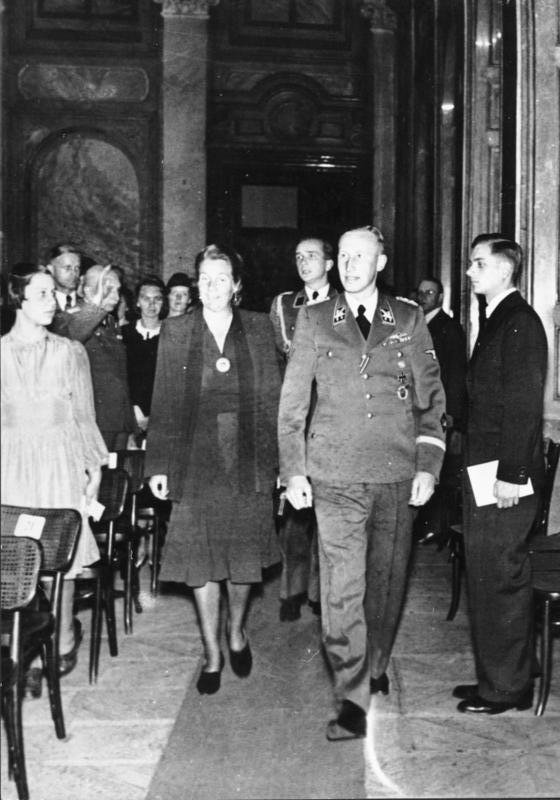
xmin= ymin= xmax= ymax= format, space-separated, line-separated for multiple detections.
xmin=47 ymin=243 xmax=81 ymax=264
xmin=471 ymin=233 xmax=523 ymax=284
xmin=343 ymin=226 xmax=385 ymax=253
xmin=297 ymin=236 xmax=334 ymax=261
xmin=419 ymin=275 xmax=443 ymax=295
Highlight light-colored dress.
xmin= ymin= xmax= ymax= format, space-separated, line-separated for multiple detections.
xmin=1 ymin=328 xmax=109 ymax=576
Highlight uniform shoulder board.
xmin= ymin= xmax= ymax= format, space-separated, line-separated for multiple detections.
xmin=395 ymin=296 xmax=418 ymax=306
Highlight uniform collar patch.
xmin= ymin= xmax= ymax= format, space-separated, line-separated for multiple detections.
xmin=379 ymin=303 xmax=395 ymax=325
xmin=333 ymin=304 xmax=346 ymax=325
xmin=293 ymin=292 xmax=305 ymax=308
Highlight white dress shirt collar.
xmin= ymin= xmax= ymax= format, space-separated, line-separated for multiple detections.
xmin=485 ymin=287 xmax=518 ymax=318
xmin=135 ymin=319 xmax=161 ymax=340
xmin=424 ymin=307 xmax=442 ymax=324
xmin=304 ymin=283 xmax=330 ymax=304
xmin=56 ymin=289 xmax=77 ymax=311
xmin=345 ymin=289 xmax=378 ymax=323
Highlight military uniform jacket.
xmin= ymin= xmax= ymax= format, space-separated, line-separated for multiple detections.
xmin=270 ymin=285 xmax=337 ymax=361
xmin=278 ymin=292 xmax=446 ymax=485
xmin=466 ymin=290 xmax=547 ymax=487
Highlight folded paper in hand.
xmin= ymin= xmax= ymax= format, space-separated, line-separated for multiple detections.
xmin=467 ymin=460 xmax=533 ymax=507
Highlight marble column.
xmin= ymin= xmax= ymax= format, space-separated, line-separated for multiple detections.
xmin=360 ymin=0 xmax=398 ymax=266
xmin=154 ymin=0 xmax=219 ymax=280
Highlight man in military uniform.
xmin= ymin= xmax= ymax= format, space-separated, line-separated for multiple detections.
xmin=270 ymin=237 xmax=336 ymax=621
xmin=278 ymin=226 xmax=446 ymax=740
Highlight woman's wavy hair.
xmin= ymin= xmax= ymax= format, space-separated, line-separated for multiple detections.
xmin=194 ymin=244 xmax=244 ymax=307
xmin=7 ymin=263 xmax=48 ymax=309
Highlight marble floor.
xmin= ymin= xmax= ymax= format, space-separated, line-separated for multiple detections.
xmin=1 ymin=544 xmax=558 ymax=800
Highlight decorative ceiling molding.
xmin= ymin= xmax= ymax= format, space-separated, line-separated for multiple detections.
xmin=152 ymin=0 xmax=219 ymax=18
xmin=360 ymin=0 xmax=397 ymax=33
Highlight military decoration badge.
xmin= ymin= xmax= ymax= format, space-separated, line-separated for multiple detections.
xmin=333 ymin=305 xmax=346 ymax=325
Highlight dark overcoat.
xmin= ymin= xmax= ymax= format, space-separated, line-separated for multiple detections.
xmin=145 ymin=308 xmax=281 ymax=502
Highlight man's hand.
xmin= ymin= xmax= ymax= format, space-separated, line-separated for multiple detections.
xmin=285 ymin=475 xmax=313 ymax=510
xmin=409 ymin=471 xmax=436 ymax=506
xmin=90 ymin=265 xmax=114 ymax=309
xmin=85 ymin=466 xmax=102 ymax=502
xmin=494 ymin=480 xmax=520 ymax=509
xmin=149 ymin=474 xmax=169 ymax=500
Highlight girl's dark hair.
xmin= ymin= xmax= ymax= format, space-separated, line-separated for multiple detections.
xmin=8 ymin=263 xmax=47 ymax=309
xmin=134 ymin=274 xmax=168 ymax=320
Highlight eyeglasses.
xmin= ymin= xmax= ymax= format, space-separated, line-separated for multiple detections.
xmin=417 ymin=289 xmax=437 ymax=297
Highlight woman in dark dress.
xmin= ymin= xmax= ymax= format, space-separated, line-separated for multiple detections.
xmin=121 ymin=275 xmax=167 ymax=436
xmin=146 ymin=245 xmax=281 ymax=694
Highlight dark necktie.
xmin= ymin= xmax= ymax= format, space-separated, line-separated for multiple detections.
xmin=311 ymin=291 xmax=319 ymax=301
xmin=356 ymin=305 xmax=370 ymax=339
xmin=65 ymin=294 xmax=73 ymax=310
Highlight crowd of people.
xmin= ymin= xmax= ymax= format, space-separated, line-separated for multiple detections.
xmin=0 ymin=226 xmax=549 ymax=740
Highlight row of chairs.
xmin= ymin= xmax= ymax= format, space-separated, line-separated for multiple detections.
xmin=445 ymin=438 xmax=560 ymax=716
xmin=0 ymin=449 xmax=163 ymax=800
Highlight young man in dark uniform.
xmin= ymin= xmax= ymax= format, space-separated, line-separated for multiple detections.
xmin=270 ymin=237 xmax=336 ymax=621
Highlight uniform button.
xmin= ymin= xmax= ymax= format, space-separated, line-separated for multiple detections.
xmin=290 ymin=325 xmax=295 ymax=331
xmin=397 ymin=360 xmax=406 ymax=368
xmin=367 ymin=412 xmax=373 ymax=419
xmin=327 ymin=350 xmax=333 ymax=357
xmin=362 ymin=373 xmax=369 ymax=380
xmin=366 ymin=393 xmax=372 ymax=400
xmin=397 ymin=351 xmax=403 ymax=358
xmin=310 ymin=432 xmax=316 ymax=438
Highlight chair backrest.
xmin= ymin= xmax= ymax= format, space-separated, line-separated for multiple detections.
xmin=0 ymin=536 xmax=42 ymax=611
xmin=1 ymin=505 xmax=82 ymax=572
xmin=116 ymin=449 xmax=145 ymax=494
xmin=530 ymin=440 xmax=560 ymax=537
xmin=97 ymin=467 xmax=129 ymax=522
xmin=1 ymin=506 xmax=82 ymax=574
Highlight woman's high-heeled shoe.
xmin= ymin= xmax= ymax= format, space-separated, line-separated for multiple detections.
xmin=196 ymin=652 xmax=224 ymax=695
xmin=229 ymin=635 xmax=252 ymax=678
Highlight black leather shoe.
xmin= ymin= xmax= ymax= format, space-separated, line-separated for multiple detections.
xmin=452 ymin=683 xmax=478 ymax=700
xmin=229 ymin=637 xmax=252 ymax=678
xmin=326 ymin=700 xmax=366 ymax=741
xmin=279 ymin=594 xmax=304 ymax=622
xmin=457 ymin=687 xmax=533 ymax=715
xmin=196 ymin=653 xmax=225 ymax=695
xmin=370 ymin=673 xmax=389 ymax=695
xmin=59 ymin=618 xmax=83 ymax=677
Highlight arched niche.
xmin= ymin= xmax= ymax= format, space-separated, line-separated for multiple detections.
xmin=32 ymin=132 xmax=141 ymax=287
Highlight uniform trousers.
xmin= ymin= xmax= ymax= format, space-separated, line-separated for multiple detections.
xmin=313 ymin=479 xmax=414 ymax=714
xmin=278 ymin=505 xmax=320 ymax=604
xmin=463 ymin=482 xmax=537 ymax=702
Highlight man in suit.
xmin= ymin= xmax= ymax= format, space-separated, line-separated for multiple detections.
xmin=55 ymin=263 xmax=137 ymax=450
xmin=46 ymin=242 xmax=81 ymax=312
xmin=270 ymin=237 xmax=337 ymax=622
xmin=278 ymin=225 xmax=446 ymax=740
xmin=414 ymin=276 xmax=467 ymax=543
xmin=454 ymin=234 xmax=548 ymax=714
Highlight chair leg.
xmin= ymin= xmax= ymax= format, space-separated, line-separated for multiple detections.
xmin=124 ymin=538 xmax=134 ymax=635
xmin=8 ymin=672 xmax=29 ymax=800
xmin=150 ymin=519 xmax=160 ymax=596
xmin=103 ymin=565 xmax=119 ymax=658
xmin=44 ymin=639 xmax=66 ymax=740
xmin=89 ymin=573 xmax=103 ymax=684
xmin=535 ymin=599 xmax=552 ymax=716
